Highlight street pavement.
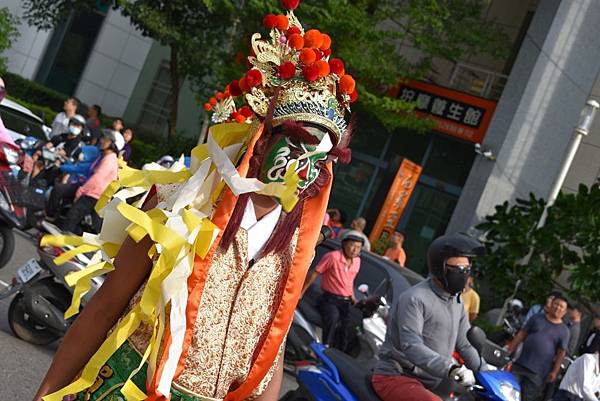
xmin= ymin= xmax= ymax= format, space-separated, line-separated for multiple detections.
xmin=0 ymin=230 xmax=297 ymax=400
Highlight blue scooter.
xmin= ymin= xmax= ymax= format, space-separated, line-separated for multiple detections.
xmin=281 ymin=327 xmax=521 ymax=401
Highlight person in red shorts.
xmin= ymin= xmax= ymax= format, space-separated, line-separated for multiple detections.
xmin=372 ymin=233 xmax=486 ymax=401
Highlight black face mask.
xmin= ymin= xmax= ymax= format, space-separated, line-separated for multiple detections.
xmin=444 ymin=270 xmax=470 ymax=295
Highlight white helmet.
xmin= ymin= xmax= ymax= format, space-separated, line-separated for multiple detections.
xmin=509 ymin=299 xmax=524 ymax=311
xmin=113 ymin=130 xmax=125 ymax=151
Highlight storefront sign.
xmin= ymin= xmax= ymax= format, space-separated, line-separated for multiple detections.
xmin=396 ymin=80 xmax=496 ymax=143
xmin=369 ymin=158 xmax=422 ymax=253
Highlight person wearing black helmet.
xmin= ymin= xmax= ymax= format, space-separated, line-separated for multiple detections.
xmin=371 ymin=232 xmax=486 ymax=401
xmin=301 ymin=231 xmax=364 ymax=350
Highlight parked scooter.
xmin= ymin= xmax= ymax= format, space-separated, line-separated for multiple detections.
xmin=0 ymin=222 xmax=104 ymax=345
xmin=281 ymin=326 xmax=521 ymax=401
xmin=0 ymin=137 xmax=23 ymax=268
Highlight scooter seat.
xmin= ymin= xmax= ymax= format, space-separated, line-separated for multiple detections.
xmin=323 ymin=348 xmax=380 ymax=401
xmin=298 ymin=297 xmax=322 ymax=327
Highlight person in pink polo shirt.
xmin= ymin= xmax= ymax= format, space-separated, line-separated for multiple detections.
xmin=60 ymin=129 xmax=118 ymax=234
xmin=302 ymin=232 xmax=363 ymax=350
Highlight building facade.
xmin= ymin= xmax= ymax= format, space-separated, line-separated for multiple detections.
xmin=327 ymin=0 xmax=600 ymax=273
xmin=2 ymin=1 xmax=203 ymax=139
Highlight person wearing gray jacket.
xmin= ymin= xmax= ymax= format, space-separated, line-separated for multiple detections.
xmin=371 ymin=233 xmax=486 ymax=401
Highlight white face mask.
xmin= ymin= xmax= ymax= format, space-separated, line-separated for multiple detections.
xmin=69 ymin=125 xmax=82 ymax=135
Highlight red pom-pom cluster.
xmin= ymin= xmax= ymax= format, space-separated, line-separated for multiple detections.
xmin=281 ymin=0 xmax=300 ymax=10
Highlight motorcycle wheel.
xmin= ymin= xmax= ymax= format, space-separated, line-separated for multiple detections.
xmin=0 ymin=225 xmax=15 ymax=269
xmin=8 ymin=280 xmax=69 ymax=345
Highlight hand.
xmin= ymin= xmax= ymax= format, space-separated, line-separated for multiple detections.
xmin=547 ymin=371 xmax=558 ymax=383
xmin=450 ymin=365 xmax=476 ymax=387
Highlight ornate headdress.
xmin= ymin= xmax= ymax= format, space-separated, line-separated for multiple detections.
xmin=204 ymin=0 xmax=357 ymax=145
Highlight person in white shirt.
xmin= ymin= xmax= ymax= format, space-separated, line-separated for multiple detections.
xmin=554 ymin=338 xmax=600 ymax=401
xmin=50 ymin=97 xmax=79 ymax=138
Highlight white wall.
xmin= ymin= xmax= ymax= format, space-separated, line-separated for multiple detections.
xmin=1 ymin=0 xmax=52 ymax=79
xmin=74 ymin=9 xmax=152 ymax=117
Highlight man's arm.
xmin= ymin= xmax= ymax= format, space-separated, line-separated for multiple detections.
xmin=547 ymin=348 xmax=566 ymax=383
xmin=395 ymin=296 xmax=455 ymax=378
xmin=507 ymin=329 xmax=528 ymax=354
xmin=456 ymin=306 xmax=482 ymax=371
xmin=301 ymin=270 xmax=319 ymax=297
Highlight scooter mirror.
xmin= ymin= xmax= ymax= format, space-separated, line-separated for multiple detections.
xmin=358 ymin=284 xmax=369 ymax=294
xmin=467 ymin=326 xmax=487 ymax=355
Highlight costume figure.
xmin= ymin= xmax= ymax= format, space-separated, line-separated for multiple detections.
xmin=35 ymin=1 xmax=356 ymax=400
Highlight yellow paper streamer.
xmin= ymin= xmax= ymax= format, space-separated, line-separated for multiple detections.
xmin=63 ymin=261 xmax=114 ymax=319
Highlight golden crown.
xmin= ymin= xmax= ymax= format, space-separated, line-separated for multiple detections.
xmin=204 ymin=1 xmax=356 ymax=144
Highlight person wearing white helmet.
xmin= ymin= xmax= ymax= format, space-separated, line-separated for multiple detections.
xmin=48 ymin=114 xmax=86 ymax=159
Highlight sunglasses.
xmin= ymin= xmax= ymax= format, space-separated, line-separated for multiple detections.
xmin=445 ymin=262 xmax=472 ymax=274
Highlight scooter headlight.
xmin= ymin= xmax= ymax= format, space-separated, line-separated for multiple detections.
xmin=499 ymin=382 xmax=520 ymax=401
xmin=3 ymin=145 xmax=19 ymax=164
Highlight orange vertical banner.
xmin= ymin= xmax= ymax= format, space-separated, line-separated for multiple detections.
xmin=369 ymin=158 xmax=422 ymax=253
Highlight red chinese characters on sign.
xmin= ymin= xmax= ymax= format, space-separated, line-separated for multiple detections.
xmin=369 ymin=159 xmax=423 ymax=251
xmin=395 ymin=80 xmax=497 ymax=143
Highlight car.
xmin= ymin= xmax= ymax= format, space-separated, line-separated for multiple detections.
xmin=0 ymin=98 xmax=51 ymax=141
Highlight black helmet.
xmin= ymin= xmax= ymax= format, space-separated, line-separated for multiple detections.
xmin=427 ymin=233 xmax=485 ymax=294
xmin=341 ymin=230 xmax=365 ymax=245
xmin=320 ymin=225 xmax=333 ymax=241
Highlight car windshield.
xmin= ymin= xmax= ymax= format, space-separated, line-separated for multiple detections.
xmin=0 ymin=105 xmax=46 ymax=140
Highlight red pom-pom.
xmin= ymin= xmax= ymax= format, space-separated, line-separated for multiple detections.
xmin=288 ymin=33 xmax=304 ymax=50
xmin=315 ymin=60 xmax=330 ymax=77
xmin=263 ymin=14 xmax=278 ymax=29
xmin=235 ymin=114 xmax=247 ymax=124
xmin=329 ymin=58 xmax=345 ymax=76
xmin=323 ymin=48 xmax=332 ymax=57
xmin=209 ymin=97 xmax=217 ymax=106
xmin=239 ymin=76 xmax=250 ymax=93
xmin=281 ymin=0 xmax=300 ymax=10
xmin=339 ymin=74 xmax=355 ymax=94
xmin=314 ymin=49 xmax=324 ymax=61
xmin=275 ymin=15 xmax=289 ymax=31
xmin=215 ymin=92 xmax=223 ymax=100
xmin=349 ymin=89 xmax=358 ymax=103
xmin=203 ymin=103 xmax=212 ymax=112
xmin=300 ymin=48 xmax=316 ymax=65
xmin=245 ymin=69 xmax=262 ymax=88
xmin=239 ymin=106 xmax=253 ymax=118
xmin=224 ymin=89 xmax=230 ymax=98
xmin=302 ymin=64 xmax=319 ymax=82
xmin=321 ymin=34 xmax=332 ymax=50
xmin=287 ymin=25 xmax=301 ymax=36
xmin=229 ymin=80 xmax=242 ymax=97
xmin=304 ymin=29 xmax=323 ymax=49
xmin=279 ymin=61 xmax=296 ymax=80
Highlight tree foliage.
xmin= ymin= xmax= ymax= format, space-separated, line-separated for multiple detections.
xmin=21 ymin=0 xmax=509 ymax=136
xmin=477 ymin=184 xmax=600 ymax=313
xmin=0 ymin=7 xmax=20 ymax=74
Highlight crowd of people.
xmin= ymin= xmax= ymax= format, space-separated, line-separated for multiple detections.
xmin=41 ymin=97 xmax=135 ymax=233
xmin=304 ymin=207 xmax=599 ymax=401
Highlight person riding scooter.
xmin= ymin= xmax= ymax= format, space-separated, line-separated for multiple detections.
xmin=372 ymin=232 xmax=486 ymax=401
xmin=48 ymin=115 xmax=86 ymax=160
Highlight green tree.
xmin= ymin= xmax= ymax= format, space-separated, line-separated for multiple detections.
xmin=0 ymin=7 xmax=20 ymax=74
xmin=21 ymin=0 xmax=508 ymax=137
xmin=476 ymin=184 xmax=600 ymax=313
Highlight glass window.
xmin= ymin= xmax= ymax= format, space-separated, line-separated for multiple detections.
xmin=42 ymin=10 xmax=106 ymax=95
xmin=137 ymin=62 xmax=172 ymax=136
xmin=329 ymin=157 xmax=376 ymax=225
xmin=422 ymin=135 xmax=476 ymax=188
xmin=0 ymin=107 xmax=46 ymax=140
